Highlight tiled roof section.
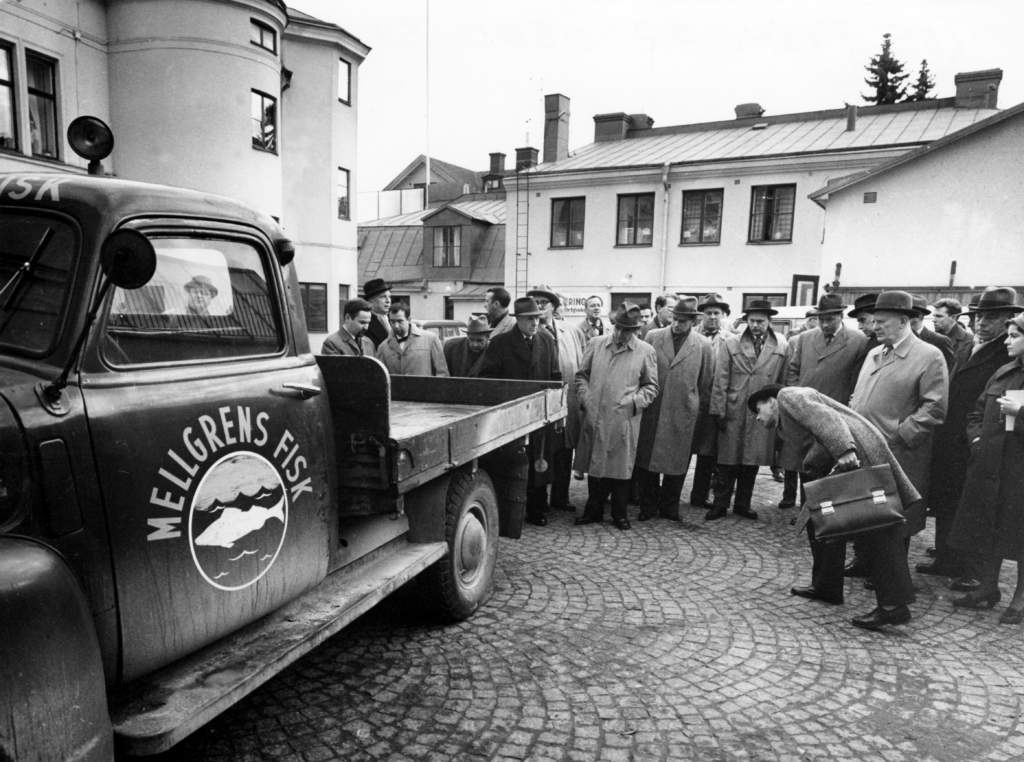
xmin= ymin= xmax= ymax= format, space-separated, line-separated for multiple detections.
xmin=534 ymin=105 xmax=999 ymax=173
xmin=384 ymin=155 xmax=482 ymax=191
xmin=358 ymin=227 xmax=424 ymax=284
xmin=362 ymin=198 xmax=506 ymax=227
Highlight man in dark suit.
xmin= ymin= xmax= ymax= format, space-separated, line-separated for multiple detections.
xmin=921 ymin=287 xmax=1021 ymax=586
xmin=480 ymin=296 xmax=561 ymax=525
xmin=321 ymin=298 xmax=374 ymax=356
xmin=911 ymin=295 xmax=955 ymax=370
xmin=443 ymin=316 xmax=491 ymax=377
xmin=361 ymin=278 xmax=393 ymax=349
xmin=931 ymin=298 xmax=974 ymax=358
xmin=639 ymin=293 xmax=677 ymax=340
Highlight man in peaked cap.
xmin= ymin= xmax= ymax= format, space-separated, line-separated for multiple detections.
xmin=480 ymin=296 xmax=561 ymax=526
xmin=443 ymin=316 xmax=492 ymax=377
xmin=362 ymin=278 xmax=393 ymax=348
xmin=707 ymin=299 xmax=788 ymax=521
xmin=924 ymin=287 xmax=1022 ymax=588
xmin=573 ymin=302 xmax=659 ymax=530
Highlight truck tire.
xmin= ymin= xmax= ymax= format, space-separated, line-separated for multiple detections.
xmin=422 ymin=470 xmax=499 ymax=621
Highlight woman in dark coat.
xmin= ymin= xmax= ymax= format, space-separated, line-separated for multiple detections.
xmin=949 ymin=314 xmax=1024 ymax=623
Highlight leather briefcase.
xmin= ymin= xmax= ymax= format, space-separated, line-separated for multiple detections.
xmin=802 ymin=464 xmax=905 ymax=542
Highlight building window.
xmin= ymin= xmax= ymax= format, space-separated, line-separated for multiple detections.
xmin=742 ymin=293 xmax=787 ymax=310
xmin=748 ymin=184 xmax=795 ymax=243
xmin=550 ymin=197 xmax=585 ymax=248
xmin=433 ymin=226 xmax=461 ymax=267
xmin=299 ymin=282 xmax=327 ymax=333
xmin=338 ymin=283 xmax=350 ymax=323
xmin=0 ymin=43 xmax=16 ymax=151
xmin=337 ymin=59 xmax=351 ymax=104
xmin=251 ymin=90 xmax=276 ymax=152
xmin=337 ymin=167 xmax=350 ymax=220
xmin=681 ymin=189 xmax=723 ymax=244
xmin=616 ymin=193 xmax=654 ymax=246
xmin=26 ymin=51 xmax=57 ymax=159
xmin=250 ymin=19 xmax=277 ymax=54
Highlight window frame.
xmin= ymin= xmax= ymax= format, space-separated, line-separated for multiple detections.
xmin=338 ymin=283 xmax=350 ymax=326
xmin=337 ymin=167 xmax=350 ymax=220
xmin=250 ymin=18 xmax=277 ymax=55
xmin=250 ymin=89 xmax=277 ymax=153
xmin=0 ymin=41 xmax=17 ymax=152
xmin=337 ymin=58 xmax=351 ymax=105
xmin=748 ymin=184 xmax=796 ymax=244
xmin=25 ymin=49 xmax=58 ymax=160
xmin=432 ymin=225 xmax=461 ymax=268
xmin=298 ymin=281 xmax=328 ymax=334
xmin=550 ymin=196 xmax=585 ymax=249
xmin=615 ymin=192 xmax=655 ymax=247
xmin=680 ymin=188 xmax=723 ymax=245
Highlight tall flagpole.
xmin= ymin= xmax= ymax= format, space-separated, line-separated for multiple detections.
xmin=424 ymin=0 xmax=430 ymax=208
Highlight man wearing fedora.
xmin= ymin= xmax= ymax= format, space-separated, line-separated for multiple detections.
xmin=321 ymin=298 xmax=375 ymax=356
xmin=574 ymin=302 xmax=659 ymax=530
xmin=443 ymin=316 xmax=492 ymax=377
xmin=375 ymin=302 xmax=449 ymax=377
xmin=183 ymin=274 xmax=218 ymax=316
xmin=707 ymin=300 xmax=789 ymax=520
xmin=528 ymin=286 xmax=585 ymax=513
xmin=781 ymin=293 xmax=869 ymax=508
xmin=923 ymin=287 xmax=1021 ymax=586
xmin=480 ymin=296 xmax=561 ymax=525
xmin=634 ymin=296 xmax=714 ymax=521
xmin=910 ymin=295 xmax=955 ymax=371
xmin=361 ymin=278 xmax=393 ymax=349
xmin=689 ymin=293 xmax=734 ymax=509
xmin=848 ymin=293 xmax=880 ymax=354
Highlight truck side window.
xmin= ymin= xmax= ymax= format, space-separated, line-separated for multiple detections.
xmin=102 ymin=236 xmax=282 ymax=364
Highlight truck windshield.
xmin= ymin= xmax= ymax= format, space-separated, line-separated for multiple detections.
xmin=0 ymin=210 xmax=77 ymax=356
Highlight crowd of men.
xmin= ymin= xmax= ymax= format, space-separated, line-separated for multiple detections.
xmin=321 ymin=278 xmax=1024 ymax=632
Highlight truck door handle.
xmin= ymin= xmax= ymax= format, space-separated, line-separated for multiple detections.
xmin=276 ymin=382 xmax=322 ymax=399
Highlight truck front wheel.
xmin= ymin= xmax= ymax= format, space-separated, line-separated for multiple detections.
xmin=422 ymin=470 xmax=499 ymax=621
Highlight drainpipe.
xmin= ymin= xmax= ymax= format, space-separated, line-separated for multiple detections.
xmin=659 ymin=162 xmax=671 ymax=292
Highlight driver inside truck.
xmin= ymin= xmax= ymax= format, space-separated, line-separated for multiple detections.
xmin=184 ymin=275 xmax=217 ymax=316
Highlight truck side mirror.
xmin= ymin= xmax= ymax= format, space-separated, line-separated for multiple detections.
xmin=100 ymin=229 xmax=156 ymax=290
xmin=274 ymin=238 xmax=295 ymax=267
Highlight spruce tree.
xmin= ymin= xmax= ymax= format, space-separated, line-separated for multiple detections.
xmin=862 ymin=33 xmax=909 ymax=104
xmin=907 ymin=59 xmax=936 ymax=101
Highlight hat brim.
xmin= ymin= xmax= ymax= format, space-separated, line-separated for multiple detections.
xmin=872 ymin=307 xmax=918 ymax=318
xmin=743 ymin=309 xmax=779 ymax=317
xmin=812 ymin=307 xmax=845 ymax=315
xmin=672 ymin=310 xmax=700 ymax=318
xmin=970 ymin=304 xmax=1024 ymax=313
xmin=700 ymin=301 xmax=730 ymax=313
xmin=526 ymin=290 xmax=560 ymax=307
xmin=514 ymin=309 xmax=543 ymax=317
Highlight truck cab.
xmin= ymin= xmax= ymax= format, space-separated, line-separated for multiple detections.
xmin=0 ymin=173 xmax=563 ymax=759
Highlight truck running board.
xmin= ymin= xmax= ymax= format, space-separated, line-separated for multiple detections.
xmin=111 ymin=539 xmax=448 ymax=756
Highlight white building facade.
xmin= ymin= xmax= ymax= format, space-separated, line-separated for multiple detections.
xmin=0 ymin=0 xmax=367 ymax=348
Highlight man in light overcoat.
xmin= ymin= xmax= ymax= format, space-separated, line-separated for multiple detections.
xmin=689 ymin=293 xmax=733 ymax=508
xmin=573 ymin=302 xmax=659 ymax=530
xmin=849 ymin=290 xmax=948 ymax=538
xmin=635 ymin=296 xmax=713 ymax=520
xmin=707 ymin=300 xmax=788 ymax=520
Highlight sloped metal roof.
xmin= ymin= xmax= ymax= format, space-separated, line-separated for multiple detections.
xmin=361 ymin=198 xmax=506 ymax=227
xmin=533 ymin=105 xmax=998 ymax=174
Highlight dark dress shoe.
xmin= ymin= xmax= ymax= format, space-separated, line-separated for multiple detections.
xmin=612 ymin=518 xmax=631 ymax=530
xmin=790 ymin=585 xmax=843 ymax=605
xmin=637 ymin=511 xmax=655 ymax=522
xmin=843 ymin=559 xmax=871 ymax=578
xmin=704 ymin=507 xmax=727 ymax=521
xmin=573 ymin=515 xmax=601 ymax=526
xmin=999 ymin=606 xmax=1024 ymax=625
xmin=862 ymin=579 xmax=876 ymax=591
xmin=690 ymin=498 xmax=710 ymax=509
xmin=952 ymin=588 xmax=1001 ymax=609
xmin=950 ymin=576 xmax=981 ymax=592
xmin=551 ymin=503 xmax=577 ymax=512
xmin=526 ymin=513 xmax=548 ymax=526
xmin=659 ymin=512 xmax=680 ymax=522
xmin=925 ymin=546 xmax=937 ymax=557
xmin=915 ymin=561 xmax=959 ymax=576
xmin=733 ymin=507 xmax=758 ymax=520
xmin=851 ymin=605 xmax=911 ymax=630
xmin=777 ymin=498 xmax=796 ymax=509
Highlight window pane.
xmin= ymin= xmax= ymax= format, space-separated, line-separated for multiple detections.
xmin=28 ymin=93 xmax=57 ymax=157
xmin=749 ymin=185 xmax=794 ymax=242
xmin=337 ymin=168 xmax=350 ymax=219
xmin=251 ymin=91 xmax=276 ymax=151
xmin=338 ymin=59 xmax=351 ymax=103
xmin=26 ymin=56 xmax=54 ymax=95
xmin=103 ymin=237 xmax=283 ymax=364
xmin=300 ymin=282 xmax=327 ymax=333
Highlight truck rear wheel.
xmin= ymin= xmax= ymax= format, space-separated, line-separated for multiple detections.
xmin=422 ymin=469 xmax=499 ymax=621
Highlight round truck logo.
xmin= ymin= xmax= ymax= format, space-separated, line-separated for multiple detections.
xmin=188 ymin=452 xmax=288 ymax=591
xmin=146 ymin=406 xmax=313 ymax=591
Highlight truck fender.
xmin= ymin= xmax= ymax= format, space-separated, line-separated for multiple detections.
xmin=0 ymin=536 xmax=113 ymax=762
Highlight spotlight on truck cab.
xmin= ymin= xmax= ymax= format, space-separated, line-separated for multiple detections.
xmin=67 ymin=116 xmax=114 ymax=175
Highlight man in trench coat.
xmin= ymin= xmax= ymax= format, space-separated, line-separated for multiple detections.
xmin=707 ymin=300 xmax=789 ymax=520
xmin=849 ymin=290 xmax=948 ymax=538
xmin=573 ymin=302 xmax=659 ymax=530
xmin=689 ymin=293 xmax=733 ymax=508
xmin=635 ymin=296 xmax=713 ymax=520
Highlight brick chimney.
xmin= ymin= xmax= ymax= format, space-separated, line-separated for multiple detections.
xmin=627 ymin=113 xmax=654 ymax=132
xmin=543 ymin=93 xmax=570 ymax=163
xmin=954 ymin=68 xmax=1002 ymax=108
xmin=734 ymin=103 xmax=765 ymax=119
xmin=483 ymin=152 xmax=506 ymax=191
xmin=594 ymin=112 xmax=631 ymax=142
xmin=515 ymin=146 xmax=539 ymax=171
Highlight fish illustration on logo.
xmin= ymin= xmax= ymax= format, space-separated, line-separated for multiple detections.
xmin=188 ymin=451 xmax=288 ymax=591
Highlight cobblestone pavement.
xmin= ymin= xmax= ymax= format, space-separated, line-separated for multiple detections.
xmin=151 ymin=468 xmax=1024 ymax=761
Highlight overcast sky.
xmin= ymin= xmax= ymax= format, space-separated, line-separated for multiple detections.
xmin=292 ymin=0 xmax=1024 ymax=191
